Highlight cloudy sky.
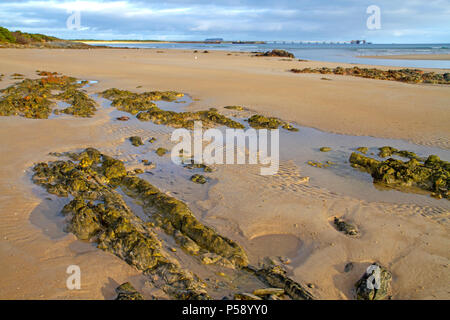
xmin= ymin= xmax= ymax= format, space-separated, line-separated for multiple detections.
xmin=0 ymin=0 xmax=449 ymax=42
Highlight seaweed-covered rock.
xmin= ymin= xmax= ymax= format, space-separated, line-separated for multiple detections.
xmin=257 ymin=50 xmax=295 ymax=58
xmin=253 ymin=288 xmax=284 ymax=297
xmin=355 ymin=263 xmax=392 ymax=300
xmin=129 ymin=136 xmax=144 ymax=147
xmin=349 ymin=152 xmax=449 ymax=199
xmin=155 ymin=147 xmax=168 ymax=157
xmin=115 ymin=282 xmax=144 ymax=300
xmin=101 ymin=88 xmax=245 ymax=129
xmin=378 ymin=146 xmax=397 ymax=158
xmin=184 ymin=161 xmax=213 ymax=173
xmin=250 ymin=264 xmax=314 ymax=300
xmin=307 ymin=160 xmax=332 ymax=168
xmin=190 ymin=174 xmax=207 ymax=184
xmin=121 ymin=175 xmax=249 ymax=267
xmin=224 ymin=105 xmax=244 ymax=111
xmin=290 ymin=67 xmax=450 ymax=85
xmin=356 ymin=147 xmax=368 ymax=154
xmin=333 ymin=217 xmax=358 ymax=236
xmin=319 ymin=147 xmax=332 ymax=152
xmin=32 ymin=149 xmax=209 ymax=300
xmin=0 ymin=73 xmax=97 ymax=119
xmin=102 ymin=155 xmax=127 ymax=184
xmin=248 ymin=114 xmax=298 ymax=131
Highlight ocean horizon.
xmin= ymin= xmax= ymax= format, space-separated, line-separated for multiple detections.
xmin=89 ymin=42 xmax=450 ymax=69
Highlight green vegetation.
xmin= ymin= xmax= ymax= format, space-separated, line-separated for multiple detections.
xmin=0 ymin=27 xmax=16 ymax=43
xmin=0 ymin=26 xmax=58 ymax=44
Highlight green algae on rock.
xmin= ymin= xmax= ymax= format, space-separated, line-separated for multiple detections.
xmin=115 ymin=282 xmax=144 ymax=300
xmin=256 ymin=50 xmax=295 ymax=59
xmin=377 ymin=146 xmax=424 ymax=161
xmin=246 ymin=264 xmax=314 ymax=300
xmin=101 ymin=88 xmax=245 ymax=129
xmin=290 ymin=67 xmax=450 ymax=85
xmin=349 ymin=152 xmax=449 ymax=199
xmin=356 ymin=147 xmax=369 ymax=154
xmin=32 ymin=149 xmax=209 ymax=299
xmin=307 ymin=160 xmax=332 ymax=168
xmin=333 ymin=217 xmax=359 ymax=236
xmin=247 ymin=114 xmax=298 ymax=131
xmin=31 ymin=148 xmax=318 ymax=299
xmin=190 ymin=174 xmax=207 ymax=184
xmin=224 ymin=105 xmax=244 ymax=111
xmin=129 ymin=136 xmax=144 ymax=147
xmin=0 ymin=72 xmax=97 ymax=119
xmin=156 ymin=147 xmax=168 ymax=157
xmin=121 ymin=175 xmax=249 ymax=268
xmin=184 ymin=160 xmax=214 ymax=173
xmin=355 ymin=263 xmax=392 ymax=300
xmin=319 ymin=147 xmax=332 ymax=152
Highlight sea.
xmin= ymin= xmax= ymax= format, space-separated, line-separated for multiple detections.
xmin=92 ymin=42 xmax=450 ymax=69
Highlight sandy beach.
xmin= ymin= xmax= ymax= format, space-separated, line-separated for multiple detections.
xmin=360 ymin=54 xmax=450 ymax=61
xmin=0 ymin=48 xmax=449 ymax=300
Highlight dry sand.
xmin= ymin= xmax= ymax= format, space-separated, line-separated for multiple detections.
xmin=0 ymin=48 xmax=449 ymax=299
xmin=360 ymin=54 xmax=450 ymax=61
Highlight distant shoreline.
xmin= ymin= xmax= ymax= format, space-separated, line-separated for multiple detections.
xmin=75 ymin=40 xmax=172 ymax=44
xmin=360 ymin=54 xmax=450 ymax=61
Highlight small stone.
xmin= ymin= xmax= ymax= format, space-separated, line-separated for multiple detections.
xmin=115 ymin=282 xmax=144 ymax=300
xmin=334 ymin=217 xmax=359 ymax=236
xmin=129 ymin=136 xmax=144 ymax=147
xmin=319 ymin=147 xmax=332 ymax=152
xmin=344 ymin=262 xmax=354 ymax=273
xmin=155 ymin=147 xmax=168 ymax=156
xmin=234 ymin=293 xmax=263 ymax=300
xmin=253 ymin=288 xmax=284 ymax=297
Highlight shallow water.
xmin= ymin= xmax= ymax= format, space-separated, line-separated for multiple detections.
xmin=97 ymin=94 xmax=449 ymax=210
xmin=93 ymin=42 xmax=450 ymax=69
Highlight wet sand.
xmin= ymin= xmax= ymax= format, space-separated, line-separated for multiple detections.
xmin=360 ymin=54 xmax=450 ymax=61
xmin=1 ymin=48 xmax=449 ymax=149
xmin=0 ymin=48 xmax=449 ymax=299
